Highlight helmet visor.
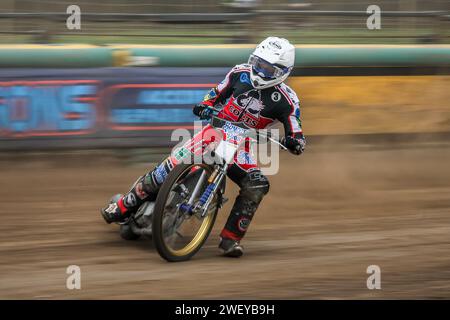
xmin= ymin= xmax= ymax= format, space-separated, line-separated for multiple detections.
xmin=248 ymin=55 xmax=289 ymax=80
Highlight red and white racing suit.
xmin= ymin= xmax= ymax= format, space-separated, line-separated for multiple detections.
xmin=122 ymin=64 xmax=305 ymax=241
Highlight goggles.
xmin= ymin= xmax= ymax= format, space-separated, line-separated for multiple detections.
xmin=248 ymin=54 xmax=290 ymax=80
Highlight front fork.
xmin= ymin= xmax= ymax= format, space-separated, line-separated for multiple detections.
xmin=198 ymin=165 xmax=227 ymax=217
xmin=179 ymin=164 xmax=227 ymax=217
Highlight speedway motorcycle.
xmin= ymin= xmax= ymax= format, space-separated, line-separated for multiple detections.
xmin=109 ymin=112 xmax=286 ymax=262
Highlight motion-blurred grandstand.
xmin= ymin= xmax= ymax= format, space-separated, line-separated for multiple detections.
xmin=0 ymin=0 xmax=449 ymax=44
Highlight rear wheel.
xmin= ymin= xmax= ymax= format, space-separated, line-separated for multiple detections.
xmin=119 ymin=224 xmax=140 ymax=240
xmin=152 ymin=163 xmax=221 ymax=262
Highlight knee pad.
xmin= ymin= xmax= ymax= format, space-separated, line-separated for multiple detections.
xmin=239 ymin=171 xmax=270 ymax=204
xmin=142 ymin=158 xmax=174 ymax=194
xmin=142 ymin=172 xmax=160 ymax=194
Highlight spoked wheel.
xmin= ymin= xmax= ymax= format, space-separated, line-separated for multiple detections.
xmin=152 ymin=163 xmax=221 ymax=262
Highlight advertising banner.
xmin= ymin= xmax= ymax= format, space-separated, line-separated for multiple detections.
xmin=0 ymin=68 xmax=228 ymax=150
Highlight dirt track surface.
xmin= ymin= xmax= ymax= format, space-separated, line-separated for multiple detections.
xmin=0 ymin=138 xmax=450 ymax=299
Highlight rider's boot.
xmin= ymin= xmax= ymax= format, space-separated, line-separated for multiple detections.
xmin=218 ymin=171 xmax=270 ymax=257
xmin=101 ymin=190 xmax=142 ymax=224
xmin=218 ymin=196 xmax=258 ymax=258
xmin=219 ymin=237 xmax=244 ymax=258
xmin=101 ymin=169 xmax=162 ymax=224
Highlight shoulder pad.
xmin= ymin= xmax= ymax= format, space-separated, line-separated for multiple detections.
xmin=279 ymin=83 xmax=300 ymax=106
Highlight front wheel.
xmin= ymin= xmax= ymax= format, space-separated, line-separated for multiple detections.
xmin=152 ymin=163 xmax=221 ymax=262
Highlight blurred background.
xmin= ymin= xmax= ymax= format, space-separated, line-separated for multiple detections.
xmin=0 ymin=1 xmax=450 ymax=299
xmin=0 ymin=0 xmax=449 ymax=44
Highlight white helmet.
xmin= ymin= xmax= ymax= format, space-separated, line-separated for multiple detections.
xmin=248 ymin=37 xmax=295 ymax=90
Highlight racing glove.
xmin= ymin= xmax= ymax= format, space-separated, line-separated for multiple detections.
xmin=281 ymin=135 xmax=306 ymax=155
xmin=193 ymin=104 xmax=214 ymax=120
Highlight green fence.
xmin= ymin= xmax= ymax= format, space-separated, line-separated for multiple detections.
xmin=1 ymin=45 xmax=450 ymax=68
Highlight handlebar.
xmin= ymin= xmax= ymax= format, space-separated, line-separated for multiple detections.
xmin=207 ymin=107 xmax=288 ymax=151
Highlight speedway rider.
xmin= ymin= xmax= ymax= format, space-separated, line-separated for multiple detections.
xmin=102 ymin=37 xmax=306 ymax=257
